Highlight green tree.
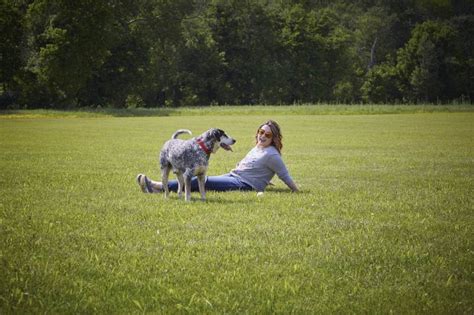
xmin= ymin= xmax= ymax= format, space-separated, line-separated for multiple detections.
xmin=208 ymin=1 xmax=284 ymax=104
xmin=0 ymin=0 xmax=23 ymax=107
xmin=134 ymin=0 xmax=199 ymax=107
xmin=353 ymin=6 xmax=397 ymax=71
xmin=396 ymin=20 xmax=456 ymax=102
xmin=361 ymin=62 xmax=402 ymax=103
xmin=22 ymin=0 xmax=119 ymax=106
xmin=280 ymin=5 xmax=353 ymax=102
xmin=447 ymin=15 xmax=474 ymax=101
xmin=79 ymin=0 xmax=150 ymax=107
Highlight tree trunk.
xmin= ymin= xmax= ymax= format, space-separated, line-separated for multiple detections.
xmin=368 ymin=36 xmax=378 ymax=70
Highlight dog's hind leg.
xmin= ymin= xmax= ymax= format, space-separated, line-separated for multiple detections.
xmin=184 ymin=169 xmax=193 ymax=202
xmin=197 ymin=174 xmax=206 ymax=201
xmin=176 ymin=173 xmax=185 ymax=199
xmin=161 ymin=166 xmax=171 ymax=198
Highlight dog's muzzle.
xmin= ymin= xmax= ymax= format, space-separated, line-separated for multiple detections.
xmin=220 ymin=139 xmax=236 ymax=151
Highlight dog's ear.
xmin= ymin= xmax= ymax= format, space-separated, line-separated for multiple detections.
xmin=211 ymin=128 xmax=225 ymax=141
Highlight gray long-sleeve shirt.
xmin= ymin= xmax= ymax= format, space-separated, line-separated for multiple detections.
xmin=230 ymin=146 xmax=294 ymax=192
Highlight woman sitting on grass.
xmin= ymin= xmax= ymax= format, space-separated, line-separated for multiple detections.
xmin=137 ymin=120 xmax=299 ymax=194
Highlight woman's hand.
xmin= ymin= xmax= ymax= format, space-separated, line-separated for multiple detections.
xmin=288 ymin=180 xmax=299 ymax=192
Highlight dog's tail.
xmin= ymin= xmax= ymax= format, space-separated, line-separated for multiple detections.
xmin=171 ymin=129 xmax=192 ymax=139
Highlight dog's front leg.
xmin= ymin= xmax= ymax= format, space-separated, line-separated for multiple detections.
xmin=197 ymin=174 xmax=206 ymax=201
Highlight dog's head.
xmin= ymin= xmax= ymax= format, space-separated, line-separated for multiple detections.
xmin=209 ymin=128 xmax=236 ymax=153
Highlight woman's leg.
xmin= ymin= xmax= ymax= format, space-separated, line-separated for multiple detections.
xmin=137 ymin=173 xmax=252 ymax=193
xmin=204 ymin=174 xmax=253 ymax=191
xmin=137 ymin=174 xmax=163 ymax=193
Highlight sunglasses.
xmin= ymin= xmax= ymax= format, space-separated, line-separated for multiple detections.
xmin=258 ymin=129 xmax=273 ymax=138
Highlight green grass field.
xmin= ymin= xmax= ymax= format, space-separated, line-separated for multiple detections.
xmin=1 ymin=107 xmax=473 ymax=313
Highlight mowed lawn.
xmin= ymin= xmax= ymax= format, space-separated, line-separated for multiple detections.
xmin=0 ymin=111 xmax=473 ymax=313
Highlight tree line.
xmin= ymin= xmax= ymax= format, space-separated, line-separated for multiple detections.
xmin=1 ymin=0 xmax=473 ymax=109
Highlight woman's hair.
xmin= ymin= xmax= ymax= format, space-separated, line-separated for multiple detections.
xmin=255 ymin=120 xmax=283 ymax=154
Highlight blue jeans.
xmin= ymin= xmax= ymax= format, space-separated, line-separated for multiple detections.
xmin=167 ymin=173 xmax=253 ymax=192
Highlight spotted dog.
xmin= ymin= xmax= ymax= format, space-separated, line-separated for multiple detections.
xmin=159 ymin=128 xmax=236 ymax=201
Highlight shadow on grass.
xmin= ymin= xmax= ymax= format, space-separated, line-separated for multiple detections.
xmin=161 ymin=195 xmax=255 ymax=205
xmin=0 ymin=107 xmax=178 ymax=117
xmin=264 ymin=187 xmax=305 ymax=193
xmin=113 ymin=104 xmax=474 ymax=117
xmin=94 ymin=108 xmax=175 ymax=117
xmin=159 ymin=188 xmax=305 ymax=204
xmin=2 ymin=104 xmax=473 ymax=118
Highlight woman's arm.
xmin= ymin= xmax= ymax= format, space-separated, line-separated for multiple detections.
xmin=267 ymin=153 xmax=299 ymax=192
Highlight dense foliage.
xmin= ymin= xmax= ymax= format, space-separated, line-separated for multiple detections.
xmin=1 ymin=0 xmax=473 ymax=108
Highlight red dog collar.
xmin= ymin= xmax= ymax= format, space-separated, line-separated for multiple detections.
xmin=196 ymin=138 xmax=211 ymax=155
